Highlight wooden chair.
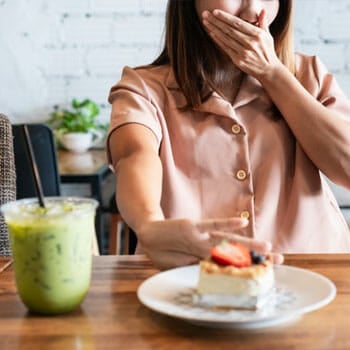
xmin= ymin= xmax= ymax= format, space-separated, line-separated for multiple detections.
xmin=108 ymin=212 xmax=130 ymax=255
xmin=108 ymin=195 xmax=137 ymax=255
xmin=0 ymin=114 xmax=16 ymax=256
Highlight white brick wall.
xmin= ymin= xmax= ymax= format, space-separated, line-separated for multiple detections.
xmin=0 ymin=0 xmax=166 ymax=124
xmin=0 ymin=0 xmax=349 ymax=210
xmin=1 ymin=0 xmax=349 ymax=124
xmin=0 ymin=0 xmax=349 ymax=124
xmin=48 ymin=0 xmax=91 ymax=14
xmin=62 ymin=16 xmax=113 ymax=46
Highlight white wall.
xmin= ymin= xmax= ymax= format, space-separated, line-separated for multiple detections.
xmin=1 ymin=0 xmax=350 ymax=125
xmin=0 ymin=0 xmax=166 ymax=124
xmin=1 ymin=0 xmax=349 ymax=212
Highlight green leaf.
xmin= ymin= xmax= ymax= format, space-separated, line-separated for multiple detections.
xmin=47 ymin=98 xmax=108 ymax=136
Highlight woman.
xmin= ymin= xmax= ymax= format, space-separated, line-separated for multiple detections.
xmin=107 ymin=0 xmax=350 ymax=269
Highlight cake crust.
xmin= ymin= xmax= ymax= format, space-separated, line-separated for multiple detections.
xmin=200 ymin=257 xmax=273 ymax=279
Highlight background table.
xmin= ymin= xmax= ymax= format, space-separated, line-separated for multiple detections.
xmin=1 ymin=254 xmax=350 ymax=349
xmin=57 ymin=149 xmax=113 ymax=252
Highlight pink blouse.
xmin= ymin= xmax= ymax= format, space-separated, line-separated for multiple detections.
xmin=107 ymin=54 xmax=350 ymax=253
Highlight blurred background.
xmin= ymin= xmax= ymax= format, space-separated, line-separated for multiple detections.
xmin=1 ymin=0 xmax=350 ymax=124
xmin=1 ymin=0 xmax=349 ymax=251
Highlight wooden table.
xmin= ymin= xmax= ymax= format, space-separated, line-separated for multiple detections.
xmin=1 ymin=254 xmax=350 ymax=349
xmin=57 ymin=149 xmax=110 ymax=178
xmin=57 ymin=149 xmax=113 ymax=251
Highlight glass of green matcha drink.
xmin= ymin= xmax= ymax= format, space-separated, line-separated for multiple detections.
xmin=1 ymin=197 xmax=98 ymax=315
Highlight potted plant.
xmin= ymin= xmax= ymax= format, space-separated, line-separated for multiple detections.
xmin=48 ymin=99 xmax=109 ymax=153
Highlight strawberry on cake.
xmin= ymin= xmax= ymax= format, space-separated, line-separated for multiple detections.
xmin=195 ymin=241 xmax=275 ymax=310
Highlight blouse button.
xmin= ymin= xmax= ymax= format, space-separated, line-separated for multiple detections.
xmin=231 ymin=124 xmax=241 ymax=134
xmin=236 ymin=169 xmax=247 ymax=181
xmin=240 ymin=211 xmax=250 ymax=220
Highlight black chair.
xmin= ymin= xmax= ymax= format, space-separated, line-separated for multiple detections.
xmin=12 ymin=123 xmax=100 ymax=255
xmin=12 ymin=124 xmax=61 ymax=199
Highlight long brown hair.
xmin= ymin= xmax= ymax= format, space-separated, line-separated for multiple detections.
xmin=152 ymin=0 xmax=295 ymax=109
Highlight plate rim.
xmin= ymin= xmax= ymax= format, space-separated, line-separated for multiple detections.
xmin=137 ymin=264 xmax=336 ymax=326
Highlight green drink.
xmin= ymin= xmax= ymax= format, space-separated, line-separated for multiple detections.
xmin=1 ymin=197 xmax=98 ymax=315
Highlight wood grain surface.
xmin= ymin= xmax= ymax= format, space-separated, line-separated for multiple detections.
xmin=57 ymin=149 xmax=108 ymax=175
xmin=0 ymin=254 xmax=350 ymax=349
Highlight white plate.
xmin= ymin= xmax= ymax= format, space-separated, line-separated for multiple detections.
xmin=137 ymin=265 xmax=336 ymax=329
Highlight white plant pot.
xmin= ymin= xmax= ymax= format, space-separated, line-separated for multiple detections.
xmin=59 ymin=132 xmax=93 ymax=153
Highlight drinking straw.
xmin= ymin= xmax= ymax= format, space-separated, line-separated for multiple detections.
xmin=22 ymin=125 xmax=46 ymax=208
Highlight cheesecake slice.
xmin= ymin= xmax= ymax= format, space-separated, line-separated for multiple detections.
xmin=195 ymin=241 xmax=275 ymax=309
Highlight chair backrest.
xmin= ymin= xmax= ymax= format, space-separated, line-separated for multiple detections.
xmin=12 ymin=123 xmax=61 ymax=199
xmin=0 ymin=114 xmax=16 ymax=256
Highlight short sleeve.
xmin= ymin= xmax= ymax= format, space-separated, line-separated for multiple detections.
xmin=106 ymin=66 xmax=163 ymax=167
xmin=297 ymin=54 xmax=350 ymax=119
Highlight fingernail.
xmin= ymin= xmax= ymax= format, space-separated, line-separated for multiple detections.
xmin=277 ymin=254 xmax=284 ymax=264
xmin=264 ymin=241 xmax=272 ymax=251
xmin=202 ymin=10 xmax=209 ymax=18
xmin=241 ymin=218 xmax=249 ymax=225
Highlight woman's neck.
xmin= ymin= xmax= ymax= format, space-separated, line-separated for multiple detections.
xmin=216 ymin=59 xmax=244 ymax=103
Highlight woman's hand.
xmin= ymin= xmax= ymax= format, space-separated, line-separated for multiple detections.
xmin=202 ymin=9 xmax=283 ymax=82
xmin=136 ymin=217 xmax=284 ymax=270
